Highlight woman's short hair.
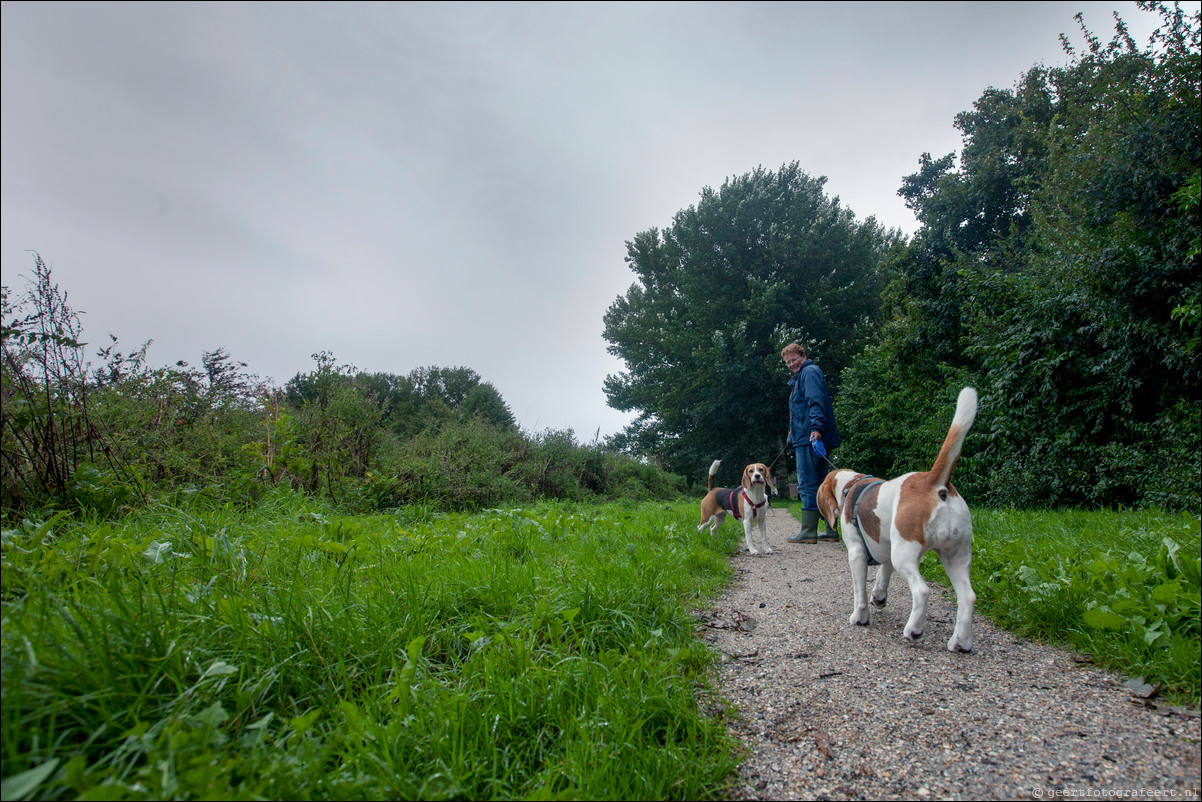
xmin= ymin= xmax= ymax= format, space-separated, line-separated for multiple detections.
xmin=780 ymin=342 xmax=806 ymax=360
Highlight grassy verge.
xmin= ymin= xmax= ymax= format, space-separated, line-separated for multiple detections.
xmin=1 ymin=492 xmax=743 ymax=800
xmin=953 ymin=508 xmax=1200 ymax=707
xmin=782 ymin=502 xmax=1201 ymax=707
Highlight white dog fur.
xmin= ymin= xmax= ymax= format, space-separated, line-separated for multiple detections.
xmin=816 ymin=387 xmax=979 ymax=652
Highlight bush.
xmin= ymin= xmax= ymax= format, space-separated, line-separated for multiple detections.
xmin=351 ymin=416 xmax=687 ymax=513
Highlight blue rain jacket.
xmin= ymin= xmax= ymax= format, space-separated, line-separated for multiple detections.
xmin=788 ymin=360 xmax=840 ymax=450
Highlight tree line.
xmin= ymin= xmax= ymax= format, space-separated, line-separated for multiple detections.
xmin=603 ymin=2 xmax=1199 ymax=512
xmin=1 ymin=255 xmax=684 ymax=518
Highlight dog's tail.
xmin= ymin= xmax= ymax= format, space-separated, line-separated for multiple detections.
xmin=930 ymin=387 xmax=978 ymax=488
xmin=707 ymin=460 xmax=721 ymax=491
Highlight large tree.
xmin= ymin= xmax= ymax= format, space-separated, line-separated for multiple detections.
xmin=603 ymin=163 xmax=895 ymax=480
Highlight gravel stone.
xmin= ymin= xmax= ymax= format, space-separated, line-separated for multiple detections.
xmin=699 ymin=507 xmax=1201 ymax=800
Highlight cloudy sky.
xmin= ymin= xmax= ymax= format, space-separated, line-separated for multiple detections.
xmin=1 ymin=1 xmax=1182 ymax=438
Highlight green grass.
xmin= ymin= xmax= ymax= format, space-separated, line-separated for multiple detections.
xmin=1 ymin=491 xmax=744 ymax=800
xmin=7 ymin=495 xmax=1196 ymax=801
xmin=783 ymin=503 xmax=1201 ymax=706
xmin=957 ymin=508 xmax=1200 ymax=707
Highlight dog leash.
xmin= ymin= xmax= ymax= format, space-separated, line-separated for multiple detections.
xmin=766 ymin=442 xmax=790 ymax=471
xmin=771 ymin=438 xmax=835 ymax=469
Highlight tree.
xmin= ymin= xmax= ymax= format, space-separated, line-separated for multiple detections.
xmin=603 ymin=163 xmax=895 ymax=478
xmin=972 ymin=2 xmax=1200 ymax=509
xmin=280 ymin=351 xmax=381 ymax=497
xmin=838 ymin=1 xmax=1200 ymax=511
xmin=402 ymin=366 xmax=516 ymax=431
xmin=288 ymin=363 xmax=517 ymax=440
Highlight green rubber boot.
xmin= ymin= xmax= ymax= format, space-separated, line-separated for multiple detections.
xmin=787 ymin=509 xmax=821 ymax=543
xmin=815 ymin=516 xmax=839 ymax=541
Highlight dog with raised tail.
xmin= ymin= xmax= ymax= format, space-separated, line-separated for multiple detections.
xmin=698 ymin=459 xmax=775 ymax=555
xmin=816 ymin=387 xmax=979 ymax=652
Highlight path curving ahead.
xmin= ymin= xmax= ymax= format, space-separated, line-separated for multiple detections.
xmin=699 ymin=507 xmax=1200 ymax=800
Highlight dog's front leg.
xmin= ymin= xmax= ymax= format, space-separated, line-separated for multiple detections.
xmin=891 ymin=539 xmax=929 ymax=642
xmin=937 ymin=546 xmax=976 ymax=652
xmin=742 ymin=519 xmax=760 ymax=555
xmin=757 ymin=518 xmax=772 ymax=554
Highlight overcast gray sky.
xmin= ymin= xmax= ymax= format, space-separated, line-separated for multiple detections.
xmin=1 ymin=1 xmax=1185 ymax=438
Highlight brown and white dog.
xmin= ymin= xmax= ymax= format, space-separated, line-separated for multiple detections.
xmin=698 ymin=460 xmax=776 ymax=555
xmin=816 ymin=387 xmax=978 ymax=652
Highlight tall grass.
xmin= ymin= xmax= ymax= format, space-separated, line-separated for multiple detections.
xmin=1 ymin=492 xmax=742 ymax=800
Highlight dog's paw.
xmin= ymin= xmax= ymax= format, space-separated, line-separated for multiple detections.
xmin=850 ymin=610 xmax=869 ymax=626
xmin=870 ymin=594 xmax=887 ymax=608
xmin=903 ymin=627 xmax=924 ymax=642
xmin=763 ymin=547 xmax=774 ymax=555
xmin=748 ymin=548 xmax=760 ymax=555
xmin=948 ymin=633 xmax=973 ymax=653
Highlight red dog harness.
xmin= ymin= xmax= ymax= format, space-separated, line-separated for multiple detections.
xmin=715 ymin=487 xmax=767 ymax=521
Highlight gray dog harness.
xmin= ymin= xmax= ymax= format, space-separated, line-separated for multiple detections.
xmin=842 ymin=477 xmax=885 ymax=566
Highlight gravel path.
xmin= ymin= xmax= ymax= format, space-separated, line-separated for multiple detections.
xmin=698 ymin=506 xmax=1201 ymax=801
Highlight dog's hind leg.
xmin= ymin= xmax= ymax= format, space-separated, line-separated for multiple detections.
xmin=698 ymin=512 xmax=726 ymax=535
xmin=938 ymin=545 xmax=976 ymax=652
xmin=846 ymin=534 xmax=871 ymax=625
xmin=891 ymin=539 xmax=929 ymax=642
xmin=870 ymin=563 xmax=892 ymax=608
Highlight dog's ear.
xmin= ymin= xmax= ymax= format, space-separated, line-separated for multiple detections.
xmin=764 ymin=466 xmax=777 ymax=493
xmin=816 ymin=476 xmax=838 ymax=530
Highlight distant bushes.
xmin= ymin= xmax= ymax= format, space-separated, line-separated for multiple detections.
xmin=356 ymin=420 xmax=685 ymax=513
xmin=1 ymin=257 xmax=686 ymax=520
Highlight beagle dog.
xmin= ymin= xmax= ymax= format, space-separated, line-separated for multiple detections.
xmin=698 ymin=460 xmax=776 ymax=555
xmin=816 ymin=387 xmax=978 ymax=652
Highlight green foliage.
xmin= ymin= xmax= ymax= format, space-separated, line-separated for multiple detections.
xmin=374 ymin=413 xmax=529 ymax=510
xmin=1 ymin=497 xmax=742 ymax=800
xmin=923 ymin=508 xmax=1201 ymax=706
xmin=838 ymin=3 xmax=1201 ymax=512
xmin=1169 ymin=170 xmax=1201 ymax=353
xmin=1 ymin=254 xmax=284 ymax=517
xmin=2 ymin=255 xmax=682 ymax=518
xmin=359 ymin=416 xmax=687 ymax=513
xmin=291 ymin=363 xmax=518 ymax=442
xmin=1 ymin=255 xmax=143 ymax=514
xmin=603 ymin=162 xmax=897 ymax=479
xmin=90 ymin=347 xmax=269 ymax=506
xmin=284 ymin=352 xmax=384 ymax=499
